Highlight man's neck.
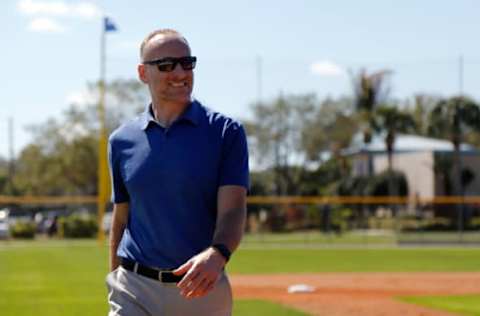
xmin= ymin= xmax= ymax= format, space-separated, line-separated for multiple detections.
xmin=151 ymin=100 xmax=190 ymax=128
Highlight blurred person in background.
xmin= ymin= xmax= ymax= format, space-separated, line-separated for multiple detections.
xmin=46 ymin=215 xmax=58 ymax=237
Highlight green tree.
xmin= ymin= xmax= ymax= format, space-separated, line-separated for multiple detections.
xmin=246 ymin=94 xmax=317 ymax=195
xmin=428 ymin=96 xmax=480 ymax=230
xmin=79 ymin=79 xmax=148 ymax=132
xmin=350 ymin=69 xmax=391 ymax=180
xmin=0 ymin=157 xmax=8 ymax=194
xmin=351 ymin=69 xmax=391 ymax=143
xmin=14 ymin=120 xmax=97 ymax=195
xmin=405 ymin=94 xmax=441 ymax=137
xmin=302 ymin=97 xmax=357 ymax=161
xmin=349 ymin=69 xmax=392 ymax=224
xmin=428 ymin=96 xmax=480 ymax=197
xmin=247 ymin=95 xmax=357 ymax=196
xmin=373 ymin=105 xmax=417 ymax=175
xmin=301 ymin=97 xmax=357 ymax=187
xmin=12 ymin=79 xmax=148 ymax=196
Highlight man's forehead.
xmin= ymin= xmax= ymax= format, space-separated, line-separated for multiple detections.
xmin=146 ymin=34 xmax=189 ymax=52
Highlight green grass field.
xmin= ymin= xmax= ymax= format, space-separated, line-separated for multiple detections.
xmin=400 ymin=295 xmax=480 ymax=316
xmin=243 ymin=230 xmax=480 ymax=246
xmin=231 ymin=247 xmax=480 ymax=273
xmin=234 ymin=300 xmax=308 ymax=316
xmin=1 ymin=239 xmax=480 ymax=315
xmin=0 ymin=240 xmax=311 ymax=316
xmin=242 ymin=231 xmax=396 ymax=245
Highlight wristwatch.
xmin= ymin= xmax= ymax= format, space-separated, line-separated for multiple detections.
xmin=212 ymin=243 xmax=231 ymax=262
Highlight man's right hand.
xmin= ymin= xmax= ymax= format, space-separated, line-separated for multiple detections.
xmin=172 ymin=247 xmax=226 ymax=299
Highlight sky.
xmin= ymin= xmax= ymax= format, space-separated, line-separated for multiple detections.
xmin=1 ymin=0 xmax=480 ymax=159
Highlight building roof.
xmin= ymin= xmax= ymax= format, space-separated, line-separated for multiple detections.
xmin=344 ymin=133 xmax=478 ymax=155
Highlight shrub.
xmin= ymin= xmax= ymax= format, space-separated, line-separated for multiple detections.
xmin=368 ymin=170 xmax=409 ymax=197
xmin=59 ymin=214 xmax=97 ymax=238
xmin=10 ymin=221 xmax=36 ymax=239
xmin=336 ymin=171 xmax=409 ymax=197
xmin=331 ymin=207 xmax=353 ymax=234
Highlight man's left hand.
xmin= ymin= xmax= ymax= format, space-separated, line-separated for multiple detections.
xmin=172 ymin=247 xmax=226 ymax=299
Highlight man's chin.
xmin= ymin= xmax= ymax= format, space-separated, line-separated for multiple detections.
xmin=163 ymin=95 xmax=192 ymax=106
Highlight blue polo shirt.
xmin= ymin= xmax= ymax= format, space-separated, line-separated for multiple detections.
xmin=108 ymin=100 xmax=249 ymax=269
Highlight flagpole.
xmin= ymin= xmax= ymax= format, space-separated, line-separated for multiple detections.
xmin=97 ymin=17 xmax=109 ymax=244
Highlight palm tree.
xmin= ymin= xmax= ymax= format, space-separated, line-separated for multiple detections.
xmin=373 ymin=105 xmax=417 ymax=197
xmin=374 ymin=106 xmax=417 ymax=174
xmin=428 ymin=96 xmax=480 ymax=197
xmin=350 ymin=69 xmax=391 ymax=226
xmin=428 ymin=96 xmax=480 ymax=231
xmin=351 ymin=69 xmax=391 ymax=175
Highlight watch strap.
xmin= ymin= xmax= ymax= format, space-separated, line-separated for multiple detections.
xmin=212 ymin=243 xmax=231 ymax=262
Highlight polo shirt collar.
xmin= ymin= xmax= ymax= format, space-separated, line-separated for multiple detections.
xmin=140 ymin=100 xmax=201 ymax=130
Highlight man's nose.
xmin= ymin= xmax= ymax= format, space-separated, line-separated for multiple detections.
xmin=171 ymin=63 xmax=188 ymax=76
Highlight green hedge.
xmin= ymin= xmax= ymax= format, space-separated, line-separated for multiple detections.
xmin=59 ymin=214 xmax=97 ymax=238
xmin=10 ymin=221 xmax=36 ymax=239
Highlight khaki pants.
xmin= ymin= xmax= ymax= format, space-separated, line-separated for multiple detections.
xmin=106 ymin=267 xmax=232 ymax=316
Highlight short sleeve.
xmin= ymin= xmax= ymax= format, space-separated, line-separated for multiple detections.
xmin=218 ymin=125 xmax=249 ymax=190
xmin=108 ymin=138 xmax=130 ymax=203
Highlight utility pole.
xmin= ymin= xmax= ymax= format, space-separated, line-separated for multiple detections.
xmin=256 ymin=55 xmax=262 ymax=104
xmin=97 ymin=17 xmax=117 ymax=244
xmin=459 ymin=55 xmax=464 ymax=96
xmin=457 ymin=54 xmax=464 ymax=242
xmin=7 ymin=117 xmax=14 ymax=193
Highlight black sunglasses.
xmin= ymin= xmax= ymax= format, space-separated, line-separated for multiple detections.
xmin=143 ymin=56 xmax=197 ymax=72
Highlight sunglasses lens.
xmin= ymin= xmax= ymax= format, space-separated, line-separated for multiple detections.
xmin=148 ymin=56 xmax=197 ymax=72
xmin=180 ymin=57 xmax=196 ymax=70
xmin=157 ymin=62 xmax=176 ymax=72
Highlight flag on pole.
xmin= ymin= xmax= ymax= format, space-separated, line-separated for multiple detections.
xmin=104 ymin=17 xmax=117 ymax=32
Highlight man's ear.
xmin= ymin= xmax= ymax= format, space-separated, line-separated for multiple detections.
xmin=138 ymin=64 xmax=148 ymax=83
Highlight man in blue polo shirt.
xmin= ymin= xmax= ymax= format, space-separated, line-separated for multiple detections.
xmin=106 ymin=28 xmax=249 ymax=316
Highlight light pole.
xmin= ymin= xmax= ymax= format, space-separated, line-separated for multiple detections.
xmin=97 ymin=17 xmax=117 ymax=243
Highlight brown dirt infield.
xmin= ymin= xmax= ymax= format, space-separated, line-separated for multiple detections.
xmin=231 ymin=272 xmax=480 ymax=315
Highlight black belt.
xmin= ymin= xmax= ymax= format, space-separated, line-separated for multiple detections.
xmin=120 ymin=258 xmax=184 ymax=283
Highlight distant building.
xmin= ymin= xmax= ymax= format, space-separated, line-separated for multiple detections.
xmin=345 ymin=134 xmax=480 ymax=200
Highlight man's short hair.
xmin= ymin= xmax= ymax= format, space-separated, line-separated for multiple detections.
xmin=140 ymin=29 xmax=188 ymax=61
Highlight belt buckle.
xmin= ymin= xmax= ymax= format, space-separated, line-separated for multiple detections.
xmin=158 ymin=271 xmax=178 ymax=286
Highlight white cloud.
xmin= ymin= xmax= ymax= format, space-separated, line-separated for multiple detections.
xmin=18 ymin=0 xmax=101 ymax=19
xmin=70 ymin=3 xmax=102 ymax=19
xmin=311 ymin=60 xmax=345 ymax=77
xmin=18 ymin=0 xmax=68 ymax=15
xmin=28 ymin=17 xmax=65 ymax=32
